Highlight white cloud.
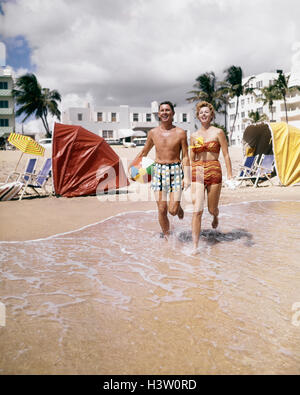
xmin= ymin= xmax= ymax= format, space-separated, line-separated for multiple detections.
xmin=1 ymin=0 xmax=300 ymax=110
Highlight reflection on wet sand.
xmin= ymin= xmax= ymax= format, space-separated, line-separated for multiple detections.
xmin=0 ymin=201 xmax=299 ymax=374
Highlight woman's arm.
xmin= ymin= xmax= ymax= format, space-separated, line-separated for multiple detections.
xmin=189 ymin=134 xmax=196 ymax=162
xmin=218 ymin=129 xmax=233 ymax=179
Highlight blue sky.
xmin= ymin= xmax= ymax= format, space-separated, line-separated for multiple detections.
xmin=0 ymin=34 xmax=34 ymax=71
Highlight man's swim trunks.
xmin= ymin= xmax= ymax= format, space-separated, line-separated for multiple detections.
xmin=151 ymin=162 xmax=183 ymax=193
xmin=191 ymin=160 xmax=222 ymax=186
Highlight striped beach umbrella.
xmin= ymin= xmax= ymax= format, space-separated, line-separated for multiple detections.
xmin=8 ymin=133 xmax=45 ymax=171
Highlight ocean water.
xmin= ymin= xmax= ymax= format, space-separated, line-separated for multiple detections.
xmin=0 ymin=200 xmax=300 ymax=374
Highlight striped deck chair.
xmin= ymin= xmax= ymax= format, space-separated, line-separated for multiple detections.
xmin=236 ymin=155 xmax=259 ymax=186
xmin=19 ymin=158 xmax=52 ymax=200
xmin=5 ymin=157 xmax=37 ymax=184
xmin=252 ymin=154 xmax=275 ymax=187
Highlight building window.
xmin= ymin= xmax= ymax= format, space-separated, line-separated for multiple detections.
xmin=111 ymin=112 xmax=117 ymax=122
xmin=256 ymin=80 xmax=263 ymax=88
xmin=0 ymin=119 xmax=9 ymax=127
xmin=133 ymin=113 xmax=139 ymax=122
xmin=97 ymin=112 xmax=102 ymax=122
xmin=257 ymin=107 xmax=263 ymax=115
xmin=241 ymin=111 xmax=245 ymax=118
xmin=0 ymin=82 xmax=8 ymax=89
xmin=102 ymin=130 xmax=113 ymax=139
xmin=241 ymin=99 xmax=245 ymax=107
xmin=230 ymin=114 xmax=235 ymax=121
xmin=0 ymin=100 xmax=9 ymax=108
xmin=182 ymin=113 xmax=187 ymax=122
xmin=146 ymin=113 xmax=152 ymax=122
xmin=78 ymin=113 xmax=83 ymax=121
xmin=229 ymin=102 xmax=235 ymax=109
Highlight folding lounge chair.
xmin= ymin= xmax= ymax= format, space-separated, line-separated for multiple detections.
xmin=252 ymin=154 xmax=275 ymax=187
xmin=19 ymin=158 xmax=52 ymax=200
xmin=5 ymin=157 xmax=37 ymax=184
xmin=236 ymin=155 xmax=259 ymax=186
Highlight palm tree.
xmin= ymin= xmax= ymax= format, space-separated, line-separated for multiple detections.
xmin=274 ymin=70 xmax=300 ymax=123
xmin=216 ymin=82 xmax=230 ymax=135
xmin=223 ymin=65 xmax=254 ymax=143
xmin=186 ymin=71 xmax=222 ymax=112
xmin=258 ymin=85 xmax=281 ymax=122
xmin=243 ymin=110 xmax=269 ymax=124
xmin=12 ymin=73 xmax=61 ymax=138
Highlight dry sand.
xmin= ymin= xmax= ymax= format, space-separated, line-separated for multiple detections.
xmin=0 ymin=145 xmax=299 ymax=241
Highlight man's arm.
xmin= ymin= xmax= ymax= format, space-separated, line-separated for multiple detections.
xmin=128 ymin=129 xmax=154 ymax=174
xmin=180 ymin=130 xmax=191 ymax=189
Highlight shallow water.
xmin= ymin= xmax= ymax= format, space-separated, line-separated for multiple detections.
xmin=0 ymin=200 xmax=300 ymax=374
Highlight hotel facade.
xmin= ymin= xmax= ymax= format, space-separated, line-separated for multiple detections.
xmin=227 ymin=72 xmax=300 ymax=145
xmin=0 ymin=67 xmax=15 ymax=137
xmin=62 ymin=101 xmax=193 ymax=143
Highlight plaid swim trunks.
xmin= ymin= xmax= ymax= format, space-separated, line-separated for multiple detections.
xmin=151 ymin=162 xmax=184 ymax=193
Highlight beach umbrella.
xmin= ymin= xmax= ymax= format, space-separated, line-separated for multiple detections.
xmin=243 ymin=122 xmax=300 ymax=186
xmin=8 ymin=133 xmax=45 ymax=171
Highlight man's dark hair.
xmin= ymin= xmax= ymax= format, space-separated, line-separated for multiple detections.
xmin=159 ymin=101 xmax=175 ymax=114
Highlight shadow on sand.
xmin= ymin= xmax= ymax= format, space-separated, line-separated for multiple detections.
xmin=178 ymin=228 xmax=254 ymax=246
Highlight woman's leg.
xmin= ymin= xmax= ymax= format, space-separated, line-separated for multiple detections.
xmin=191 ymin=182 xmax=205 ymax=249
xmin=207 ymin=183 xmax=222 ymax=228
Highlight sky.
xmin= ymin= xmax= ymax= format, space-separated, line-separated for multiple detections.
xmin=0 ymin=0 xmax=300 ymax=133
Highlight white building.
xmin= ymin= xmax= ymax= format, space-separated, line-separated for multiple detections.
xmin=227 ymin=71 xmax=300 ymax=145
xmin=0 ymin=67 xmax=15 ymax=137
xmin=62 ymin=101 xmax=193 ymax=144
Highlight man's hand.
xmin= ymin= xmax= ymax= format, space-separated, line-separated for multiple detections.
xmin=182 ymin=178 xmax=191 ymax=190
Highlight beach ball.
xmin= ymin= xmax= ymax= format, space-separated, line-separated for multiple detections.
xmin=130 ymin=157 xmax=154 ymax=183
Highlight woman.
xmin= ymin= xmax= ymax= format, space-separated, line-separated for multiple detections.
xmin=190 ymin=101 xmax=233 ymax=252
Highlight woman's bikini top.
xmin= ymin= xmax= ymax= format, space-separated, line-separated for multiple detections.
xmin=190 ymin=137 xmax=220 ymax=154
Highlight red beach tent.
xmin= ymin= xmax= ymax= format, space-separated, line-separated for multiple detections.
xmin=52 ymin=123 xmax=129 ymax=197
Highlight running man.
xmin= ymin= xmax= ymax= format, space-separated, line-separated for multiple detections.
xmin=129 ymin=101 xmax=190 ymax=238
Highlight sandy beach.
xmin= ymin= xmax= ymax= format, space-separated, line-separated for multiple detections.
xmin=0 ymin=145 xmax=299 ymax=241
xmin=1 ymin=145 xmax=300 ymax=375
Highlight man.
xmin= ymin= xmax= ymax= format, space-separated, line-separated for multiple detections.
xmin=129 ymin=101 xmax=190 ymax=238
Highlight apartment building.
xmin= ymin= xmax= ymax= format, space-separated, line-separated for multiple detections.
xmin=227 ymin=72 xmax=300 ymax=145
xmin=62 ymin=101 xmax=193 ymax=143
xmin=0 ymin=67 xmax=15 ymax=137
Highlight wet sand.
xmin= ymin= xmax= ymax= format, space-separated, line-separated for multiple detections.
xmin=0 ymin=146 xmax=299 ymax=242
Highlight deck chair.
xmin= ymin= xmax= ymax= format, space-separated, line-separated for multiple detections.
xmin=5 ymin=157 xmax=37 ymax=184
xmin=19 ymin=158 xmax=52 ymax=200
xmin=252 ymin=154 xmax=275 ymax=187
xmin=235 ymin=155 xmax=259 ymax=186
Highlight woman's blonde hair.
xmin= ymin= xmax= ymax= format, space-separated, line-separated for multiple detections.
xmin=196 ymin=101 xmax=215 ymax=120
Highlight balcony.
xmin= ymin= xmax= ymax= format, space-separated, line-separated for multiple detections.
xmin=0 ymin=126 xmax=14 ymax=136
xmin=0 ymin=89 xmax=13 ymax=97
xmin=0 ymin=108 xmax=14 ymax=115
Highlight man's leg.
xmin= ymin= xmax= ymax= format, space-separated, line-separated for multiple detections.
xmin=154 ymin=191 xmax=170 ymax=236
xmin=168 ymin=190 xmax=183 ymax=219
